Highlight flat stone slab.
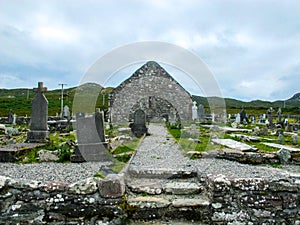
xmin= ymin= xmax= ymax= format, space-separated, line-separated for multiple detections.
xmin=126 ymin=178 xmax=163 ymax=195
xmin=211 ymin=139 xmax=253 ymax=151
xmin=127 ymin=196 xmax=171 ymax=208
xmin=163 ymin=181 xmax=201 ymax=195
xmin=202 ymin=125 xmax=250 ymax=133
xmin=172 ymin=197 xmax=210 ymax=207
xmin=0 ymin=143 xmax=46 ymax=162
xmin=0 ymin=143 xmax=45 ymax=152
xmin=262 ymin=143 xmax=300 ymax=153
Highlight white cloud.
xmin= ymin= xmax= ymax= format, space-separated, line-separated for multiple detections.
xmin=0 ymin=0 xmax=299 ymax=101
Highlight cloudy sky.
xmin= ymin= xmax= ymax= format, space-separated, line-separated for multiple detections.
xmin=0 ymin=0 xmax=299 ymax=101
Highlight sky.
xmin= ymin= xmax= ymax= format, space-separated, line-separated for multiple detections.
xmin=0 ymin=0 xmax=299 ymax=101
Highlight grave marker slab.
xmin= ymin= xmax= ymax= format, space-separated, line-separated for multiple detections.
xmin=27 ymin=82 xmax=50 ymax=142
xmin=131 ymin=109 xmax=148 ymax=137
xmin=71 ymin=109 xmax=110 ymax=162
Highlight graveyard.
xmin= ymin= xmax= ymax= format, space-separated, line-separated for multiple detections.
xmin=0 ymin=62 xmax=299 ymax=224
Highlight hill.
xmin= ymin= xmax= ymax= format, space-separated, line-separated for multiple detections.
xmin=0 ymin=83 xmax=109 ymax=117
xmin=0 ymin=83 xmax=299 ymax=117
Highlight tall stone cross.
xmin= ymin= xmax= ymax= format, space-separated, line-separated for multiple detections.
xmin=33 ymin=82 xmax=47 ymax=94
xmin=27 ymin=82 xmax=50 ymax=142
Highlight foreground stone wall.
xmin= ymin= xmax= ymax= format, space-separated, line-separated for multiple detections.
xmin=110 ymin=61 xmax=193 ymax=123
xmin=1 ymin=172 xmax=299 ymax=224
xmin=207 ymin=174 xmax=300 ymax=224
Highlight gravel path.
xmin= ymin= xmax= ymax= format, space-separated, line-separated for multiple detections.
xmin=129 ymin=124 xmax=299 ymax=180
xmin=0 ymin=124 xmax=298 ymax=184
xmin=0 ymin=162 xmax=110 ymax=184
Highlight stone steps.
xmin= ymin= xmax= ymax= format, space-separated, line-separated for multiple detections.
xmin=126 ymin=177 xmax=204 ymax=195
xmin=127 ymin=166 xmax=198 ymax=179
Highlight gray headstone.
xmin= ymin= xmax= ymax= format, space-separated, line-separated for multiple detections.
xmin=131 ymin=109 xmax=148 ymax=137
xmin=8 ymin=109 xmax=13 ymax=124
xmin=278 ymin=133 xmax=284 ymax=144
xmin=71 ymin=109 xmax=110 ymax=162
xmin=27 ymin=82 xmax=50 ymax=142
xmin=63 ymin=105 xmax=70 ymax=120
xmin=292 ymin=134 xmax=298 ymax=145
xmin=198 ymin=104 xmax=205 ymax=120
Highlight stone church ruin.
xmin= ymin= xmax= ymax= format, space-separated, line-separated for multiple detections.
xmin=109 ymin=61 xmax=193 ymax=124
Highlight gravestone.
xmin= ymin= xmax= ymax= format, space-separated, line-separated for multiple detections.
xmin=211 ymin=112 xmax=215 ymax=123
xmin=8 ymin=109 xmax=13 ymax=124
xmin=63 ymin=105 xmax=71 ymax=120
xmin=292 ymin=134 xmax=298 ymax=145
xmin=240 ymin=108 xmax=249 ymax=124
xmin=12 ymin=114 xmax=17 ymax=125
xmin=131 ymin=109 xmax=148 ymax=137
xmin=277 ymin=108 xmax=282 ymax=122
xmin=266 ymin=107 xmax=274 ymax=127
xmin=27 ymin=82 xmax=50 ymax=142
xmin=71 ymin=109 xmax=110 ymax=162
xmin=198 ymin=104 xmax=205 ymax=120
xmin=192 ymin=101 xmax=198 ymax=121
xmin=235 ymin=114 xmax=241 ymax=124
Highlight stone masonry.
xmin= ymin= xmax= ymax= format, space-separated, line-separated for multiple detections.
xmin=109 ymin=61 xmax=193 ymax=123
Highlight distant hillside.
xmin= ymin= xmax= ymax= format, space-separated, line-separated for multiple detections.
xmin=0 ymin=83 xmax=109 ymax=117
xmin=0 ymin=83 xmax=299 ymax=117
xmin=192 ymin=94 xmax=300 ymax=115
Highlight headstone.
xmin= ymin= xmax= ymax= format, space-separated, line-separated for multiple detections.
xmin=192 ymin=101 xmax=198 ymax=121
xmin=27 ymin=82 xmax=50 ymax=142
xmin=278 ymin=133 xmax=284 ymax=144
xmin=235 ymin=113 xmax=241 ymax=124
xmin=63 ymin=105 xmax=71 ymax=120
xmin=292 ymin=134 xmax=298 ymax=145
xmin=266 ymin=107 xmax=274 ymax=127
xmin=8 ymin=109 xmax=13 ymax=124
xmin=211 ymin=112 xmax=215 ymax=123
xmin=240 ymin=108 xmax=249 ymax=124
xmin=71 ymin=109 xmax=110 ymax=162
xmin=12 ymin=114 xmax=17 ymax=125
xmin=131 ymin=109 xmax=148 ymax=137
xmin=198 ymin=104 xmax=205 ymax=120
xmin=277 ymin=108 xmax=282 ymax=122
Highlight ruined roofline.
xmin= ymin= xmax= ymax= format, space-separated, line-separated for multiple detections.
xmin=111 ymin=61 xmax=192 ymax=98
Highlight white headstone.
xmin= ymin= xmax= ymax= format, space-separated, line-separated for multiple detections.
xmin=12 ymin=114 xmax=17 ymax=125
xmin=235 ymin=114 xmax=241 ymax=123
xmin=192 ymin=101 xmax=198 ymax=121
xmin=211 ymin=112 xmax=215 ymax=122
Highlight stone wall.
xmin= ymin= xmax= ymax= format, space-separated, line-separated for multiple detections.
xmin=1 ymin=172 xmax=299 ymax=224
xmin=109 ymin=61 xmax=193 ymax=123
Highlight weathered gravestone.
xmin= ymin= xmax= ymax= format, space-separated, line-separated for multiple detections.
xmin=63 ymin=105 xmax=71 ymax=120
xmin=27 ymin=82 xmax=50 ymax=142
xmin=240 ymin=108 xmax=249 ymax=124
xmin=8 ymin=109 xmax=13 ymax=124
xmin=71 ymin=109 xmax=110 ymax=162
xmin=198 ymin=104 xmax=205 ymax=120
xmin=131 ymin=109 xmax=148 ymax=137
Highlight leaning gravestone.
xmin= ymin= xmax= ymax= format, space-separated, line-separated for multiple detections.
xmin=71 ymin=109 xmax=110 ymax=162
xmin=27 ymin=82 xmax=50 ymax=142
xmin=131 ymin=109 xmax=148 ymax=137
